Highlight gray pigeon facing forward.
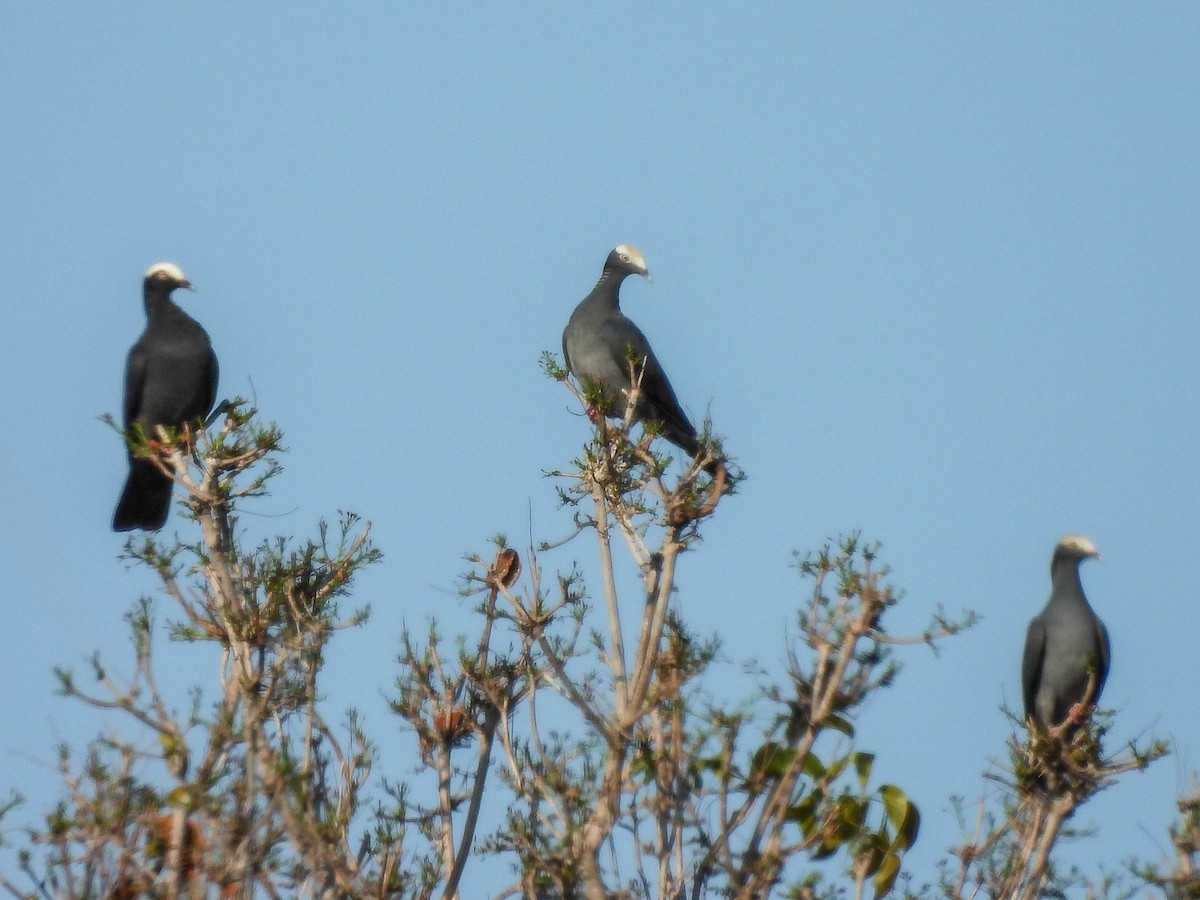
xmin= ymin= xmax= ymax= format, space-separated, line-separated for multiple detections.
xmin=1021 ymin=534 xmax=1110 ymax=729
xmin=113 ymin=262 xmax=219 ymax=532
xmin=562 ymin=245 xmax=717 ymax=473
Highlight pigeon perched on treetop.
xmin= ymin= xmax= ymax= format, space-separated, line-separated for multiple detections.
xmin=112 ymin=262 xmax=219 ymax=532
xmin=562 ymin=244 xmax=718 ymax=474
xmin=1021 ymin=534 xmax=1110 ymax=729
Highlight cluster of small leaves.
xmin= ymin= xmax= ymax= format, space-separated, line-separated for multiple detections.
xmin=6 ymin=372 xmax=1182 ymax=900
xmin=1131 ymin=781 xmax=1200 ymax=896
xmin=380 ymin=375 xmax=968 ymax=899
xmin=939 ymin=711 xmax=1168 ymax=900
xmin=3 ymin=404 xmax=397 ymax=898
xmin=541 ymin=350 xmax=739 ymax=536
xmin=387 ymin=537 xmax=614 ymax=898
xmin=673 ymin=535 xmax=969 ymax=900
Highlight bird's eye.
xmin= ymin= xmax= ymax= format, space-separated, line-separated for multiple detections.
xmin=620 ymin=253 xmax=630 ymax=262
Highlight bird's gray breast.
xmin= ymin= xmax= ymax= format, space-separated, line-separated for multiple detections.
xmin=1034 ymin=604 xmax=1104 ymax=722
xmin=563 ymin=314 xmax=635 ymax=414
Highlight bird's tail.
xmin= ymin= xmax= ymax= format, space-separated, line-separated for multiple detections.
xmin=112 ymin=459 xmax=174 ymax=532
xmin=663 ymin=425 xmax=723 ymax=477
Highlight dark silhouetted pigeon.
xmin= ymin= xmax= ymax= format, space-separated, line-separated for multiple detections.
xmin=1022 ymin=534 xmax=1110 ymax=729
xmin=562 ymin=244 xmax=718 ymax=473
xmin=113 ymin=262 xmax=218 ymax=532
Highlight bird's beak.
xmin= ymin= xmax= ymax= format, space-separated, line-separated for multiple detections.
xmin=641 ymin=270 xmax=652 ymax=284
xmin=180 ymin=280 xmax=196 ymax=292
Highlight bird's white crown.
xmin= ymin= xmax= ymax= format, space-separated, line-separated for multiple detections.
xmin=1057 ymin=534 xmax=1099 ymax=557
xmin=614 ymin=244 xmax=648 ymax=273
xmin=144 ymin=261 xmax=189 ymax=282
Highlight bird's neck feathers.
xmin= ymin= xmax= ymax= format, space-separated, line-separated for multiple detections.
xmin=1049 ymin=556 xmax=1086 ymax=599
xmin=143 ymin=288 xmax=185 ymax=322
xmin=590 ymin=266 xmax=628 ymax=309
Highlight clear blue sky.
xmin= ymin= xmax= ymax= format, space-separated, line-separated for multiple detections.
xmin=1 ymin=3 xmax=1197 ymax=889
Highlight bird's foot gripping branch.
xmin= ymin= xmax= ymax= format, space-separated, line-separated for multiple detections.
xmin=942 ymin=711 xmax=1168 ymax=899
xmin=106 ymin=400 xmax=281 ymax=533
xmin=546 ymin=350 xmax=738 ymax=527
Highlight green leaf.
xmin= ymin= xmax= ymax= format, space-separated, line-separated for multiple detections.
xmin=834 ymin=795 xmax=866 ymax=843
xmin=824 ymin=752 xmax=852 ymax=784
xmin=854 ymin=751 xmax=875 ymax=790
xmin=750 ymin=742 xmax=796 ymax=781
xmin=895 ymin=802 xmax=920 ymax=850
xmin=872 ymin=851 xmax=901 ymax=898
xmin=824 ymin=713 xmax=856 ymax=737
xmin=812 ymin=836 xmax=842 ymax=860
xmin=879 ymin=784 xmax=920 ymax=850
xmin=630 ymin=749 xmax=654 ymax=784
xmin=785 ymin=792 xmax=820 ymax=837
xmin=856 ymin=832 xmax=886 ymax=877
xmin=801 ymin=751 xmax=826 ymax=780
